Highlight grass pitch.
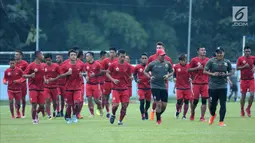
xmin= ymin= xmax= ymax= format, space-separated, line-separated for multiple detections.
xmin=0 ymin=102 xmax=254 ymax=143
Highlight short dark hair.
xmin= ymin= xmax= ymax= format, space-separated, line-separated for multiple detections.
xmin=156 ymin=42 xmax=164 ymax=47
xmin=140 ymin=53 xmax=148 ymax=58
xmin=34 ymin=51 xmax=41 ymax=57
xmin=77 ymin=50 xmax=83 ymax=58
xmin=9 ymin=57 xmax=15 ymax=61
xmin=68 ymin=49 xmax=76 ymax=56
xmin=117 ymin=49 xmax=126 ymax=56
xmin=109 ymin=47 xmax=117 ymax=52
xmin=15 ymin=50 xmax=23 ymax=56
xmin=44 ymin=53 xmax=52 ymax=59
xmin=178 ymin=53 xmax=187 ymax=61
xmin=100 ymin=51 xmax=107 ymax=57
xmin=197 ymin=47 xmax=205 ymax=51
xmin=86 ymin=52 xmax=94 ymax=57
xmin=244 ymin=46 xmax=251 ymax=50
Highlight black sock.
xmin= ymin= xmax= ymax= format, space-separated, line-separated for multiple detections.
xmin=160 ymin=106 xmax=166 ymax=115
xmin=139 ymin=100 xmax=145 ymax=114
xmin=145 ymin=100 xmax=150 ymax=112
xmin=156 ymin=112 xmax=161 ymax=121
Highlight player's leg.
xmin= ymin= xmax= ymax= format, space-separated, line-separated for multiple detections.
xmin=118 ymin=90 xmax=130 ymax=125
xmin=138 ymin=89 xmax=146 ymax=120
xmin=228 ymin=90 xmax=233 ymax=102
xmin=175 ymin=89 xmax=183 ymax=119
xmin=14 ymin=92 xmax=22 ymax=118
xmin=37 ymin=91 xmax=46 ymax=123
xmin=144 ymin=90 xmax=152 ymax=120
xmin=190 ymin=84 xmax=199 ymax=120
xmin=209 ymin=89 xmax=219 ymax=125
xmin=200 ymin=97 xmax=207 ymax=122
xmin=182 ymin=90 xmax=191 ymax=120
xmin=21 ymin=83 xmax=27 ymax=117
xmin=103 ymin=82 xmax=111 ymax=118
xmin=65 ymin=91 xmax=73 ymax=123
xmin=29 ymin=90 xmax=39 ymax=124
xmin=158 ymin=89 xmax=168 ymax=123
xmin=59 ymin=86 xmax=65 ymax=117
xmin=51 ymin=88 xmax=59 ymax=118
xmin=240 ymin=80 xmax=247 ymax=116
xmin=77 ymin=84 xmax=85 ymax=119
xmin=110 ymin=90 xmax=120 ymax=124
xmin=44 ymin=88 xmax=52 ymax=119
xmin=86 ymin=84 xmax=94 ymax=117
xmin=218 ymin=88 xmax=227 ymax=126
xmin=72 ymin=90 xmax=81 ymax=123
xmin=246 ymin=80 xmax=254 ymax=117
xmin=93 ymin=84 xmax=103 ymax=116
xmin=200 ymin=85 xmax=209 ymax=121
xmin=8 ymin=90 xmax=15 ymax=119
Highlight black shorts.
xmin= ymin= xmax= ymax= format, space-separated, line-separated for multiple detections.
xmin=230 ymin=84 xmax=238 ymax=92
xmin=151 ymin=88 xmax=168 ymax=102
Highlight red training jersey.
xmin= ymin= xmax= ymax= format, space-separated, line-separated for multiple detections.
xmin=4 ymin=67 xmax=24 ymax=91
xmin=61 ymin=61 xmax=84 ymax=91
xmin=102 ymin=58 xmax=118 ymax=82
xmin=236 ymin=56 xmax=255 ymax=80
xmin=15 ymin=60 xmax=28 ymax=71
xmin=189 ymin=57 xmax=209 ymax=84
xmin=84 ymin=61 xmax=102 ymax=84
xmin=134 ymin=64 xmax=150 ymax=89
xmin=24 ymin=62 xmax=45 ymax=91
xmin=174 ymin=63 xmax=191 ymax=89
xmin=127 ymin=64 xmax=134 ymax=87
xmin=57 ymin=62 xmax=66 ymax=86
xmin=44 ymin=63 xmax=60 ymax=88
xmin=96 ymin=60 xmax=105 ymax=84
xmin=108 ymin=61 xmax=131 ymax=90
xmin=147 ymin=54 xmax=173 ymax=65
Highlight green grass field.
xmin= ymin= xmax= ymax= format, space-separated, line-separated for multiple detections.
xmin=0 ymin=102 xmax=255 ymax=143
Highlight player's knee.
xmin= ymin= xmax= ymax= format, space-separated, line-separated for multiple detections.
xmin=184 ymin=99 xmax=189 ymax=104
xmin=177 ymin=99 xmax=183 ymax=105
xmin=201 ymin=98 xmax=207 ymax=105
xmin=193 ymin=99 xmax=199 ymax=105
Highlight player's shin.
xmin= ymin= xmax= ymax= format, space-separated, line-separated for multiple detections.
xmin=66 ymin=104 xmax=72 ymax=118
xmin=37 ymin=104 xmax=45 ymax=117
xmin=247 ymin=94 xmax=254 ymax=109
xmin=88 ymin=97 xmax=94 ymax=116
xmin=201 ymin=98 xmax=207 ymax=119
xmin=155 ymin=102 xmax=162 ymax=121
xmin=183 ymin=100 xmax=189 ymax=117
xmin=15 ymin=100 xmax=21 ymax=117
xmin=31 ymin=103 xmax=37 ymax=120
xmin=45 ymin=98 xmax=51 ymax=116
xmin=105 ymin=95 xmax=110 ymax=113
xmin=22 ymin=96 xmax=26 ymax=116
xmin=240 ymin=94 xmax=246 ymax=111
xmin=95 ymin=99 xmax=103 ymax=116
xmin=112 ymin=103 xmax=119 ymax=116
xmin=139 ymin=99 xmax=145 ymax=118
xmin=119 ymin=102 xmax=129 ymax=122
xmin=9 ymin=100 xmax=14 ymax=118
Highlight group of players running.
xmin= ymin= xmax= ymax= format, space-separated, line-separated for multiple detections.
xmin=3 ymin=42 xmax=255 ymax=126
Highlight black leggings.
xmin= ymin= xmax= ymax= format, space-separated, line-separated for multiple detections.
xmin=209 ymin=88 xmax=227 ymax=122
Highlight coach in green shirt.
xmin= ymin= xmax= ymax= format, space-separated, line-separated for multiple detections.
xmin=203 ymin=47 xmax=232 ymax=127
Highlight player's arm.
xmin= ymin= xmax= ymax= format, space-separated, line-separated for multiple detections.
xmin=23 ymin=64 xmax=35 ymax=78
xmin=236 ymin=58 xmax=249 ymax=70
xmin=14 ymin=70 xmax=25 ymax=84
xmin=105 ymin=64 xmax=119 ymax=84
xmin=3 ymin=70 xmax=8 ymax=85
xmin=188 ymin=59 xmax=202 ymax=72
xmin=144 ymin=63 xmax=153 ymax=79
xmin=203 ymin=60 xmax=219 ymax=76
xmin=163 ymin=63 xmax=173 ymax=80
xmin=133 ymin=67 xmax=138 ymax=82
